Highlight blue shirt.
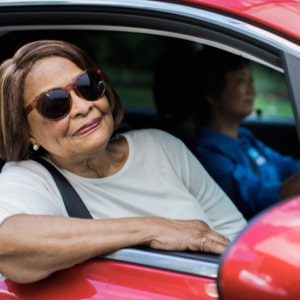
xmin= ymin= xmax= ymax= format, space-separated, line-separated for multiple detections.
xmin=195 ymin=126 xmax=300 ymax=219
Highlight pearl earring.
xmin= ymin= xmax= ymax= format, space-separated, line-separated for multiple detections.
xmin=33 ymin=144 xmax=40 ymax=151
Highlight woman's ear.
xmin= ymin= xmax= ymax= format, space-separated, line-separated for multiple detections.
xmin=29 ymin=134 xmax=38 ymax=148
xmin=29 ymin=135 xmax=40 ymax=151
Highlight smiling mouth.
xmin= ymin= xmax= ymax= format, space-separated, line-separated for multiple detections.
xmin=73 ymin=118 xmax=101 ymax=136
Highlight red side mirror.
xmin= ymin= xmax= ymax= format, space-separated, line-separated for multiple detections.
xmin=218 ymin=196 xmax=300 ymax=300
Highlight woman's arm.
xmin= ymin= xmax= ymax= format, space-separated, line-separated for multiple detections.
xmin=175 ymin=142 xmax=247 ymax=239
xmin=280 ymin=171 xmax=300 ymax=200
xmin=0 ymin=214 xmax=229 ymax=283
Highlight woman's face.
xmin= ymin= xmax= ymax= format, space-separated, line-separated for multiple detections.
xmin=210 ymin=66 xmax=256 ymax=121
xmin=24 ymin=56 xmax=114 ymax=162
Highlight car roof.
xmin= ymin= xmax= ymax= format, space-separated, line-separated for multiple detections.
xmin=180 ymin=0 xmax=300 ymax=41
xmin=0 ymin=0 xmax=299 ymax=42
xmin=0 ymin=0 xmax=300 ymax=41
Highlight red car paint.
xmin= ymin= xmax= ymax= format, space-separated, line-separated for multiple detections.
xmin=0 ymin=260 xmax=217 ymax=300
xmin=219 ymin=195 xmax=300 ymax=300
xmin=182 ymin=0 xmax=300 ymax=40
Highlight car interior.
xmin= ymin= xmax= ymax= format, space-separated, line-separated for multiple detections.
xmin=1 ymin=29 xmax=298 ymax=155
xmin=0 ymin=28 xmax=299 ymax=271
xmin=1 ymin=29 xmax=300 ymax=184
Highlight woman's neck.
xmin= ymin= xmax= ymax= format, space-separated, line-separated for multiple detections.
xmin=49 ymin=135 xmax=129 ymax=178
xmin=207 ymin=118 xmax=240 ymax=138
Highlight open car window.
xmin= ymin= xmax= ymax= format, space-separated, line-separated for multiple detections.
xmin=1 ymin=27 xmax=300 ymax=210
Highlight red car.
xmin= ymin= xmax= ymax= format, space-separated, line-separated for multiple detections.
xmin=1 ymin=0 xmax=300 ymax=299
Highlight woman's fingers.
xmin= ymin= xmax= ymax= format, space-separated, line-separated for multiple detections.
xmin=200 ymin=229 xmax=230 ymax=254
xmin=148 ymin=218 xmax=230 ymax=255
xmin=198 ymin=234 xmax=229 ymax=255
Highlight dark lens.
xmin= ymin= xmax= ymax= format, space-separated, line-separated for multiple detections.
xmin=38 ymin=90 xmax=70 ymax=120
xmin=76 ymin=72 xmax=105 ymax=100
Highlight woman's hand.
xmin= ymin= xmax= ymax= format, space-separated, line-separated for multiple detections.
xmin=0 ymin=215 xmax=229 ymax=283
xmin=145 ymin=218 xmax=230 ymax=255
xmin=281 ymin=171 xmax=300 ymax=200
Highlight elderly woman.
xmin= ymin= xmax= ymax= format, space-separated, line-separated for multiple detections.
xmin=0 ymin=40 xmax=246 ymax=284
xmin=193 ymin=46 xmax=300 ymax=220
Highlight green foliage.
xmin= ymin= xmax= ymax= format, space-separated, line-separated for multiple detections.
xmin=252 ymin=63 xmax=292 ymax=117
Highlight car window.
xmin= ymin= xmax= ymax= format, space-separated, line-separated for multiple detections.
xmin=1 ymin=28 xmax=295 ymax=154
xmin=85 ymin=32 xmax=200 ymax=116
xmin=86 ymin=31 xmax=159 ymax=115
xmin=0 ymin=27 xmax=298 ymax=226
xmin=86 ymin=31 xmax=292 ymax=120
xmin=252 ymin=62 xmax=291 ymax=118
xmin=0 ymin=29 xmax=292 ymax=120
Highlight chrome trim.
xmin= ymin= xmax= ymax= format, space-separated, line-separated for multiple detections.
xmin=0 ymin=0 xmax=299 ymax=62
xmin=104 ymin=248 xmax=219 ymax=279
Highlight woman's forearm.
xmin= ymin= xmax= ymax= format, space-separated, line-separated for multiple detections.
xmin=0 ymin=214 xmax=150 ymax=283
xmin=0 ymin=214 xmax=229 ymax=284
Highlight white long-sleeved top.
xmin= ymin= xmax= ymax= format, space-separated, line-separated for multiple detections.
xmin=0 ymin=129 xmax=246 ymax=240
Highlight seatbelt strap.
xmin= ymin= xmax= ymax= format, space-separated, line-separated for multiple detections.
xmin=33 ymin=157 xmax=93 ymax=219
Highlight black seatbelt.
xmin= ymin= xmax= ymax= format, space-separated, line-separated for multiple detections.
xmin=33 ymin=157 xmax=93 ymax=219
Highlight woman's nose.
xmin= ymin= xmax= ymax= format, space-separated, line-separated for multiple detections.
xmin=69 ymin=90 xmax=93 ymax=117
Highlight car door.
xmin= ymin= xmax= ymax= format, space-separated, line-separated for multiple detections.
xmin=1 ymin=0 xmax=300 ymax=299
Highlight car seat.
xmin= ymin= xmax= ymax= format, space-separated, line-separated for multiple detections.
xmin=152 ymin=47 xmax=197 ymax=151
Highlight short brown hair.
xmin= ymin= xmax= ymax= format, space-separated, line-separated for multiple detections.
xmin=0 ymin=40 xmax=124 ymax=161
xmin=191 ymin=46 xmax=251 ymax=125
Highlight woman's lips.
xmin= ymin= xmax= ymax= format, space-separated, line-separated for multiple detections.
xmin=73 ymin=118 xmax=101 ymax=136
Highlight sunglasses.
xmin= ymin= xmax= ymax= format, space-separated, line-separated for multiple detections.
xmin=24 ymin=70 xmax=105 ymax=121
